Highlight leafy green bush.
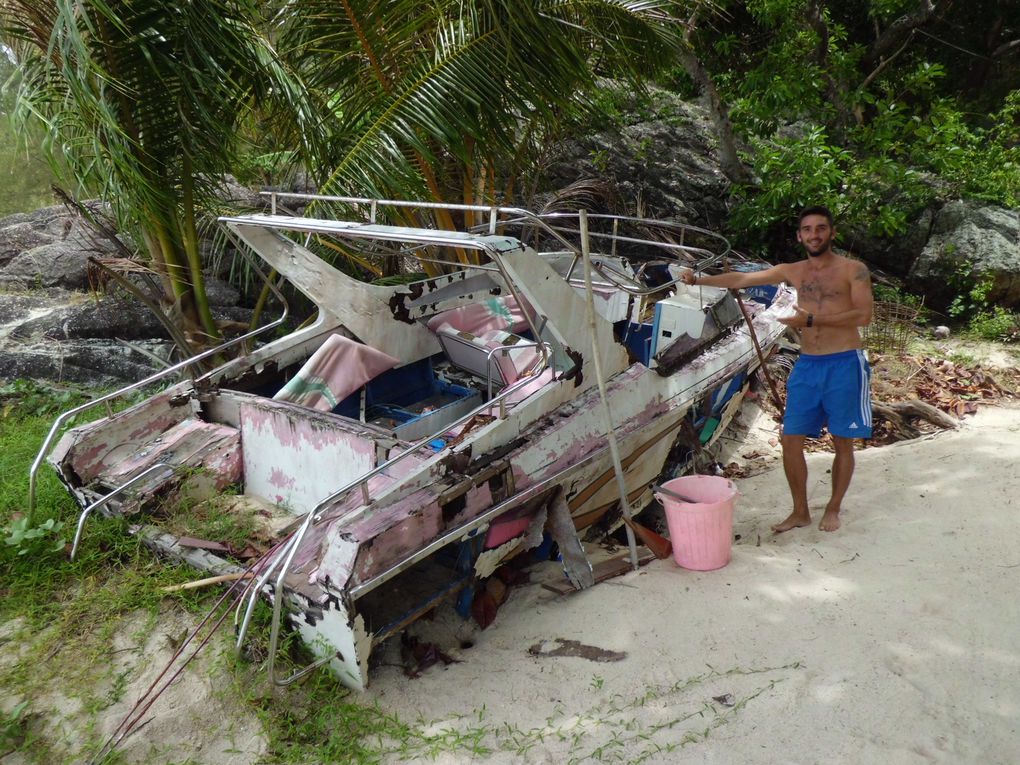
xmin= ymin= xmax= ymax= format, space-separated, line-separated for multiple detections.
xmin=0 ymin=379 xmax=88 ymax=418
xmin=947 ymin=264 xmax=994 ymax=319
xmin=0 ymin=701 xmax=31 ymax=756
xmin=729 ymin=127 xmax=850 ymax=240
xmin=968 ymin=306 xmax=1020 ymax=343
xmin=728 ymin=126 xmax=930 ymax=247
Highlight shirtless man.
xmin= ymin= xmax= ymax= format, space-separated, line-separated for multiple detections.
xmin=681 ymin=206 xmax=873 ymax=532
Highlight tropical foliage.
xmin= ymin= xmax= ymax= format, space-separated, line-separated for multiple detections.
xmin=1 ymin=0 xmax=315 ymax=347
xmin=683 ymin=0 xmax=1020 ymax=244
xmin=273 ymin=0 xmax=693 ymax=270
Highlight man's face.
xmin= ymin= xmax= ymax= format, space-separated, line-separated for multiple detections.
xmin=797 ymin=215 xmax=835 ymax=257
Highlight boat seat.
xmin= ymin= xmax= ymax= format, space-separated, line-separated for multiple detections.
xmin=433 ymin=326 xmax=541 ymax=387
xmin=426 ymin=295 xmax=542 ymax=387
xmin=274 ymin=334 xmax=400 ymax=412
xmin=90 ymin=417 xmax=242 ymax=494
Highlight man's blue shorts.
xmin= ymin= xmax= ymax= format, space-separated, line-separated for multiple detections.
xmin=783 ymin=349 xmax=872 ymax=439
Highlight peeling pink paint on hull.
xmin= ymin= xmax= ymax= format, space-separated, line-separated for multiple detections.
xmin=351 ymin=502 xmax=442 ymax=582
xmin=241 ymin=399 xmax=379 ymax=457
xmin=65 ymin=439 xmax=114 ymax=482
xmin=206 ymin=446 xmax=243 ymax=489
xmin=269 ymin=467 xmax=296 ymax=490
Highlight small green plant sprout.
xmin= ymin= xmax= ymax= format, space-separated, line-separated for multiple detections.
xmin=589 ymin=148 xmax=611 ymax=173
xmin=589 ymin=674 xmax=605 ymax=691
xmin=1 ymin=701 xmax=30 ymax=755
xmin=3 ymin=515 xmax=66 ymax=557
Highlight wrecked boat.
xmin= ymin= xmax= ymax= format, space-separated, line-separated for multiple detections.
xmin=31 ymin=194 xmax=794 ymax=690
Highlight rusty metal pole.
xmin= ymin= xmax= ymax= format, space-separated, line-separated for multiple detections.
xmin=722 ymin=260 xmax=785 ymax=416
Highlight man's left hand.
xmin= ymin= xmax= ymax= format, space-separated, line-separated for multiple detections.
xmin=778 ymin=304 xmax=811 ymax=328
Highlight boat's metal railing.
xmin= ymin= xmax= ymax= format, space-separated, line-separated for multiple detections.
xmin=263 ymin=193 xmax=710 ymax=287
xmin=234 ymin=344 xmax=555 ymax=686
xmin=484 ymin=340 xmax=548 ymax=401
xmin=27 ymin=251 xmax=289 ymax=525
xmin=492 ymin=211 xmax=734 ymax=298
xmin=258 ymin=193 xmax=734 ymax=316
xmin=69 ymin=463 xmax=175 ymax=559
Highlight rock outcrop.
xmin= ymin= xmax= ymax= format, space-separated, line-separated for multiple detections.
xmin=908 ymin=200 xmax=1020 ymax=311
xmin=0 ymin=204 xmax=254 ymax=388
xmin=542 ymin=87 xmax=734 ymax=230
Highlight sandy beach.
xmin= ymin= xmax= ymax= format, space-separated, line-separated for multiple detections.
xmin=363 ymin=402 xmax=1020 ymax=764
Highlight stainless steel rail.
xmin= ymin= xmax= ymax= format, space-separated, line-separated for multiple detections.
xmin=28 ymin=248 xmax=289 ymax=524
xmin=259 ymin=196 xmax=732 ymax=307
xmin=69 ymin=463 xmax=175 ymax=559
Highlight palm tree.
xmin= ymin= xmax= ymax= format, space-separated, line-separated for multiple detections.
xmin=277 ymin=0 xmax=696 ymax=263
xmin=1 ymin=0 xmax=315 ymax=348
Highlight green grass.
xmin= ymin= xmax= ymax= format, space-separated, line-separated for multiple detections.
xmin=158 ymin=484 xmax=262 ymax=552
xmin=0 ymin=383 xmax=223 ymax=763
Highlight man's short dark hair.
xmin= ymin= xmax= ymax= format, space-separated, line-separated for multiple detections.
xmin=798 ymin=205 xmax=834 ymax=227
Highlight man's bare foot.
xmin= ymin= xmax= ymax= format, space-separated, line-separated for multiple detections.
xmin=818 ymin=509 xmax=841 ymax=532
xmin=772 ymin=512 xmax=811 ymax=533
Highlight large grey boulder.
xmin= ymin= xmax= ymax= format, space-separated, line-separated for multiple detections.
xmin=0 ymin=203 xmax=120 ymax=289
xmin=6 ymin=291 xmax=167 ymax=342
xmin=842 ymin=207 xmax=936 ymax=277
xmin=0 ymin=288 xmax=174 ymax=386
xmin=0 ymin=221 xmax=59 ymax=268
xmin=543 ymin=87 xmax=733 ymax=229
xmin=2 ymin=240 xmax=99 ymax=290
xmin=0 ymin=338 xmax=174 ymax=387
xmin=908 ymin=200 xmax=1020 ymax=310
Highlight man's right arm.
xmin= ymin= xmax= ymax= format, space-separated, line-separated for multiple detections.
xmin=680 ymin=264 xmax=789 ymax=289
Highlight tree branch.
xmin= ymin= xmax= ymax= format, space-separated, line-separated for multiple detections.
xmin=991 ymin=38 xmax=1020 ymax=58
xmin=860 ymin=32 xmax=915 ymax=91
xmin=679 ymin=10 xmax=754 ymax=186
xmin=863 ymin=0 xmax=936 ymax=70
xmin=805 ymin=1 xmax=829 ymax=66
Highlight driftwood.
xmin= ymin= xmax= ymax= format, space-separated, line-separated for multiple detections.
xmin=872 ymin=400 xmax=959 ymax=440
xmin=160 ymin=571 xmax=252 ymax=593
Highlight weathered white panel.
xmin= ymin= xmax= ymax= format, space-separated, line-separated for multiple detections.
xmin=240 ymin=402 xmax=376 ymax=514
xmin=290 ymin=595 xmax=369 ymax=690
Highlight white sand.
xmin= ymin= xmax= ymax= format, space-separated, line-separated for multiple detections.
xmin=368 ymin=403 xmax=1020 ymax=764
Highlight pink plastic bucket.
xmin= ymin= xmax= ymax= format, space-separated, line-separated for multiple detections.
xmin=656 ymin=475 xmax=738 ymax=571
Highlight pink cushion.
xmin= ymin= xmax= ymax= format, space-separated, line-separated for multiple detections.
xmin=426 ymin=295 xmax=533 ymax=336
xmin=274 ymin=334 xmax=400 ymax=411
